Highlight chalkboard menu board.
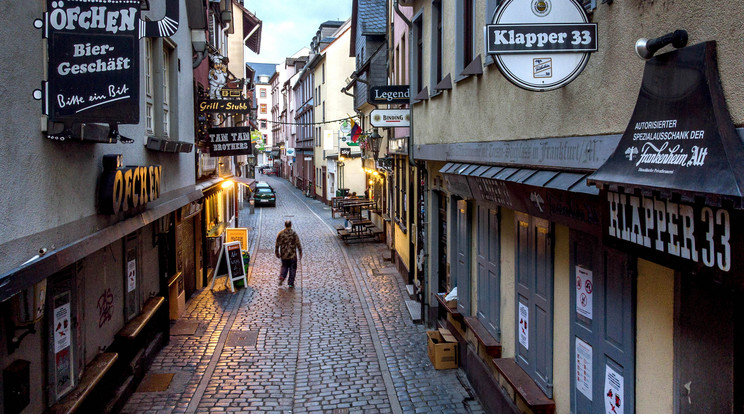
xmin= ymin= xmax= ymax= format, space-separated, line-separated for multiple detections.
xmin=210 ymin=241 xmax=247 ymax=292
xmin=227 ymin=244 xmax=245 ymax=279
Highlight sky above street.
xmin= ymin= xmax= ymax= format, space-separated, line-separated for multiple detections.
xmin=244 ymin=0 xmax=353 ymax=65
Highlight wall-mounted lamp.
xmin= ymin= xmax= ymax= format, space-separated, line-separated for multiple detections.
xmin=635 ymin=30 xmax=688 ymax=60
xmin=4 ymin=279 xmax=47 ymax=354
xmin=369 ymin=129 xmax=383 ymax=160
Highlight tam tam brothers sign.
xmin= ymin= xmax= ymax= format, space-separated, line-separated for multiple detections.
xmin=207 ymin=127 xmax=255 ymax=156
xmin=43 ymin=0 xmax=179 ymax=124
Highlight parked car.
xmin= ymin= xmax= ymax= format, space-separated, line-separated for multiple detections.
xmin=255 ymin=181 xmax=273 ymax=190
xmin=257 ymin=164 xmax=271 ymax=174
xmin=263 ymin=167 xmax=278 ymax=176
xmin=253 ymin=187 xmax=276 ymax=206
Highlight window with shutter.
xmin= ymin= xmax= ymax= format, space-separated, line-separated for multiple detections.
xmin=515 ymin=212 xmax=554 ymax=397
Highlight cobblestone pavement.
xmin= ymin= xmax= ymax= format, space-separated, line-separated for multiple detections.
xmin=121 ymin=175 xmax=484 ymax=414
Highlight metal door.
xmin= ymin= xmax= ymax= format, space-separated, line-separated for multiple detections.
xmin=570 ymin=231 xmax=635 ymax=414
xmin=477 ymin=206 xmax=500 ymax=338
xmin=455 ymin=198 xmax=471 ymax=316
xmin=675 ymin=274 xmax=735 ymax=414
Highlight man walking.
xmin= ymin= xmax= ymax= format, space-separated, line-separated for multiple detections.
xmin=275 ymin=220 xmax=303 ymax=288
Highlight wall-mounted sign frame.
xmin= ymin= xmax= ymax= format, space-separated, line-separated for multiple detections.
xmin=198 ymin=99 xmax=252 ymax=114
xmin=370 ymin=109 xmax=411 ymax=127
xmin=207 ymin=127 xmax=255 ymax=156
xmin=485 ymin=0 xmax=597 ymax=91
xmin=42 ymin=0 xmax=179 ymax=124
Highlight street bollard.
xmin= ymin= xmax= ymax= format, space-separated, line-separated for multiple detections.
xmin=249 ymin=197 xmax=255 ymax=214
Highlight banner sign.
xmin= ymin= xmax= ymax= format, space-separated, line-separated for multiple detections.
xmin=43 ymin=0 xmax=179 ymax=124
xmin=370 ymin=109 xmax=411 ymax=127
xmin=198 ymin=99 xmax=252 ymax=114
xmin=368 ymin=85 xmax=410 ymax=105
xmin=486 ymin=0 xmax=596 ymax=91
xmin=207 ymin=127 xmax=255 ymax=156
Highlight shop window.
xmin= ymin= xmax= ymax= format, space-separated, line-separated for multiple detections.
xmin=515 ymin=213 xmax=554 ymax=397
xmin=412 ymin=13 xmax=424 ymax=97
xmin=477 ymin=206 xmax=501 ymax=339
xmin=145 ymin=39 xmax=153 ymax=135
xmin=431 ymin=1 xmax=443 ymax=89
xmin=456 ymin=0 xmax=476 ymax=79
xmin=484 ymin=0 xmax=499 ymax=65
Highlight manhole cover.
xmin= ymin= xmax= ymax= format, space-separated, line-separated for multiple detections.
xmin=171 ymin=320 xmax=199 ymax=336
xmin=225 ymin=329 xmax=258 ymax=347
xmin=136 ymin=373 xmax=174 ymax=392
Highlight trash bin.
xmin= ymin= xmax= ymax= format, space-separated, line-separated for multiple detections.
xmin=336 ymin=188 xmax=349 ymax=197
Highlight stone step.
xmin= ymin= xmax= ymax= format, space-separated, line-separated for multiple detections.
xmin=406 ymin=284 xmax=415 ymax=298
xmin=405 ymin=299 xmax=422 ymax=323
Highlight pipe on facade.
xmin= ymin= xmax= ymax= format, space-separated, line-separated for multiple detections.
xmin=394 ymin=0 xmax=412 ymax=28
xmin=193 ymin=51 xmax=207 ymax=69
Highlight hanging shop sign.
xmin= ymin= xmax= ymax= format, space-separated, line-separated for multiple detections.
xmin=220 ymin=88 xmax=244 ymax=99
xmin=286 ymin=148 xmax=296 ymax=157
xmin=340 ymin=147 xmax=352 ymax=158
xmin=98 ymin=154 xmax=162 ymax=215
xmin=368 ymin=85 xmax=410 ymax=105
xmin=43 ymin=0 xmax=179 ymax=124
xmin=370 ymin=109 xmax=411 ymax=128
xmin=198 ymin=99 xmax=252 ymax=114
xmin=485 ymin=0 xmax=597 ymax=91
xmin=207 ymin=127 xmax=255 ymax=156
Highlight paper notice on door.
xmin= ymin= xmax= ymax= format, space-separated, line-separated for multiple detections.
xmin=576 ymin=337 xmax=593 ymax=400
xmin=54 ymin=302 xmax=71 ymax=353
xmin=576 ymin=266 xmax=593 ymax=320
xmin=519 ymin=302 xmax=529 ymax=350
xmin=127 ymin=259 xmax=137 ymax=292
xmin=604 ymin=365 xmax=624 ymax=414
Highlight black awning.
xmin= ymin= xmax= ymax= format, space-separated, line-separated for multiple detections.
xmin=440 ymin=162 xmax=600 ymax=234
xmin=588 ymin=42 xmax=744 ymax=208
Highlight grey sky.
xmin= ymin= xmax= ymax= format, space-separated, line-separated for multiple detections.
xmin=244 ymin=0 xmax=353 ymax=65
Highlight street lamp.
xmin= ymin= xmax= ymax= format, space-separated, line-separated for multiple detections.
xmin=369 ymin=129 xmax=383 ymax=160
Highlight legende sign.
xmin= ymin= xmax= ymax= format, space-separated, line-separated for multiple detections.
xmin=43 ymin=0 xmax=179 ymax=124
xmin=368 ymin=85 xmax=410 ymax=105
xmin=485 ymin=0 xmax=597 ymax=91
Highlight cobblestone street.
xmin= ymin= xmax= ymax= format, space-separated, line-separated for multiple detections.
xmin=121 ymin=175 xmax=484 ymax=414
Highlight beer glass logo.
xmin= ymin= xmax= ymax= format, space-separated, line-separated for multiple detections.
xmin=532 ymin=0 xmax=551 ymax=17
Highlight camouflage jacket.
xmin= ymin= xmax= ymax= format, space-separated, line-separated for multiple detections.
xmin=275 ymin=228 xmax=302 ymax=260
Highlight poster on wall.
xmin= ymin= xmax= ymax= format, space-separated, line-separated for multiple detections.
xmin=576 ymin=337 xmax=593 ymax=400
xmin=576 ymin=266 xmax=593 ymax=320
xmin=53 ymin=292 xmax=73 ymax=395
xmin=604 ymin=365 xmax=624 ymax=414
xmin=127 ymin=259 xmax=137 ymax=293
xmin=519 ymin=302 xmax=529 ymax=349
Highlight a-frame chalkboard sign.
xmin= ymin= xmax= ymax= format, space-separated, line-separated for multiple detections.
xmin=210 ymin=241 xmax=247 ymax=292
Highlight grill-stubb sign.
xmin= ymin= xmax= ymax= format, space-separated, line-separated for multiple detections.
xmin=485 ymin=0 xmax=597 ymax=91
xmin=43 ymin=0 xmax=179 ymax=124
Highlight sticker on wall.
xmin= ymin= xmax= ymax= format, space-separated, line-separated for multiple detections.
xmin=127 ymin=259 xmax=137 ymax=293
xmin=604 ymin=365 xmax=624 ymax=414
xmin=54 ymin=300 xmax=71 ymax=353
xmin=576 ymin=266 xmax=593 ymax=320
xmin=576 ymin=337 xmax=593 ymax=400
xmin=519 ymin=302 xmax=529 ymax=349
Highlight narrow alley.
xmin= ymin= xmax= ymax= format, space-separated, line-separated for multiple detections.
xmin=120 ymin=175 xmax=483 ymax=414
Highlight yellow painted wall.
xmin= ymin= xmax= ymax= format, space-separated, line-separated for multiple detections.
xmin=500 ymin=208 xmax=516 ymax=358
xmin=553 ymin=224 xmax=570 ymax=414
xmin=636 ymin=259 xmax=675 ymax=414
xmin=395 ymin=225 xmax=410 ymax=270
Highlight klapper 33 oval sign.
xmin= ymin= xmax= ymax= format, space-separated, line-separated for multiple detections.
xmin=485 ymin=0 xmax=597 ymax=91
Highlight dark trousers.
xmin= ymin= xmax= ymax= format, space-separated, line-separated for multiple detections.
xmin=279 ymin=258 xmax=298 ymax=285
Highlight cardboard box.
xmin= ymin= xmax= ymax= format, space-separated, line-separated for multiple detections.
xmin=427 ymin=328 xmax=458 ymax=369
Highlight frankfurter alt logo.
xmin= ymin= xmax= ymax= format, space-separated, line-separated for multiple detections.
xmin=486 ymin=0 xmax=597 ymax=91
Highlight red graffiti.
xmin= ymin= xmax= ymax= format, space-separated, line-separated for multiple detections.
xmin=97 ymin=288 xmax=114 ymax=328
